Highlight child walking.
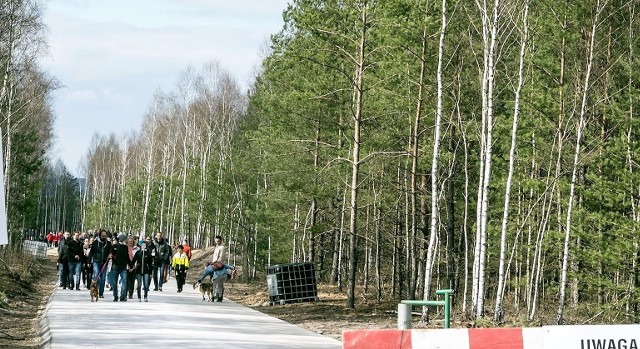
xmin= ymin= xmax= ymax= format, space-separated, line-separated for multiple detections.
xmin=171 ymin=245 xmax=190 ymax=292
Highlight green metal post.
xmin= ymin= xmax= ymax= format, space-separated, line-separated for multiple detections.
xmin=435 ymin=289 xmax=453 ymax=328
xmin=399 ymin=289 xmax=454 ymax=329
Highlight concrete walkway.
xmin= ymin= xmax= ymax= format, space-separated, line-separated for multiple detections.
xmin=42 ymin=275 xmax=342 ymax=349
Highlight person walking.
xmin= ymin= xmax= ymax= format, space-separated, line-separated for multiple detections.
xmin=46 ymin=232 xmax=54 ymax=248
xmin=181 ymin=239 xmax=192 ymax=260
xmin=163 ymin=241 xmax=173 ymax=283
xmin=82 ymin=237 xmax=93 ymax=289
xmin=57 ymin=232 xmax=70 ymax=289
xmin=171 ymin=245 xmax=190 ymax=293
xmin=125 ymin=237 xmax=138 ymax=299
xmin=193 ymin=261 xmax=236 ymax=302
xmin=133 ymin=236 xmax=154 ymax=302
xmin=88 ymin=230 xmax=113 ymax=298
xmin=151 ymin=232 xmax=170 ymax=291
xmin=210 ymin=235 xmax=227 ymax=300
xmin=211 ymin=235 xmax=225 ymax=264
xmin=109 ymin=233 xmax=133 ymax=302
xmin=66 ymin=232 xmax=84 ymax=291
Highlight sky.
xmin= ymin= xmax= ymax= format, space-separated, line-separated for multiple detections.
xmin=41 ymin=0 xmax=291 ymax=177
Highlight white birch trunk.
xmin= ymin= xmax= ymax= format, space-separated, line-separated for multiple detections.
xmin=494 ymin=0 xmax=529 ymax=323
xmin=473 ymin=0 xmax=500 ymax=319
xmin=422 ymin=0 xmax=447 ymax=320
xmin=141 ymin=112 xmax=157 ymax=238
xmin=557 ymin=0 xmax=601 ymax=325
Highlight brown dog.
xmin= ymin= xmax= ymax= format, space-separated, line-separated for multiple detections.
xmin=193 ymin=282 xmax=213 ymax=302
xmin=89 ymin=280 xmax=99 ymax=302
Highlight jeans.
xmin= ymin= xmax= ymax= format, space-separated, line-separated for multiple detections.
xmin=152 ymin=263 xmax=167 ymax=289
xmin=68 ymin=261 xmax=81 ymax=288
xmin=197 ymin=266 xmax=227 ymax=299
xmin=110 ymin=268 xmax=128 ymax=299
xmin=211 ymin=275 xmax=227 ymax=299
xmin=93 ymin=261 xmax=108 ymax=296
xmin=197 ymin=265 xmax=216 ymax=283
xmin=136 ymin=273 xmax=151 ymax=299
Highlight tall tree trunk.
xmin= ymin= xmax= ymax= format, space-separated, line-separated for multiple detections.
xmin=494 ymin=0 xmax=529 ymax=323
xmin=473 ymin=0 xmax=500 ymax=319
xmin=346 ymin=2 xmax=369 ymax=310
xmin=422 ymin=0 xmax=448 ymax=320
xmin=557 ymin=0 xmax=601 ymax=325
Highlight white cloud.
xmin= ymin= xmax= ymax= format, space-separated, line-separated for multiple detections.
xmin=65 ymin=88 xmax=98 ymax=101
xmin=43 ymin=0 xmax=290 ymax=175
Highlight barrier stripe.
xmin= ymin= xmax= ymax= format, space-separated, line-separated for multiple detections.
xmin=469 ymin=328 xmax=523 ymax=349
xmin=343 ymin=328 xmax=540 ymax=349
xmin=522 ymin=327 xmax=544 ymax=349
xmin=412 ymin=328 xmax=469 ymax=349
xmin=343 ymin=329 xmax=412 ymax=349
xmin=344 ymin=325 xmax=640 ymax=349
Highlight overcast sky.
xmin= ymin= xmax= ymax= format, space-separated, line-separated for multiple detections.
xmin=41 ymin=0 xmax=290 ymax=176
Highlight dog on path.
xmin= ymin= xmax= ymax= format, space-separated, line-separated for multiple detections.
xmin=89 ymin=280 xmax=99 ymax=302
xmin=193 ymin=281 xmax=213 ymax=302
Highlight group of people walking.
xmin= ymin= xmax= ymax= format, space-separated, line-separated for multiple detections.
xmin=57 ymin=230 xmax=234 ymax=303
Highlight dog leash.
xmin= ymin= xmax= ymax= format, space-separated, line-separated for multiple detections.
xmin=94 ymin=259 xmax=110 ymax=282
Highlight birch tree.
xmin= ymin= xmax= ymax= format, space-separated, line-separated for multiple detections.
xmin=557 ymin=0 xmax=603 ymax=325
xmin=422 ymin=0 xmax=448 ymax=319
xmin=495 ymin=0 xmax=529 ymax=323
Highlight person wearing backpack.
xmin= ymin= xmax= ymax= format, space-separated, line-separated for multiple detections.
xmin=193 ymin=260 xmax=236 ymax=302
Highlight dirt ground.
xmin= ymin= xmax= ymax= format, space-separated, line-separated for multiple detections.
xmin=0 ymin=248 xmax=447 ymax=347
xmin=226 ymin=281 xmax=400 ymax=341
xmin=0 ymin=251 xmax=55 ymax=349
xmin=187 ymin=248 xmax=443 ymax=342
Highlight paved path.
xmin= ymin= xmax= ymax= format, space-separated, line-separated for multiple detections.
xmin=43 ymin=275 xmax=342 ymax=349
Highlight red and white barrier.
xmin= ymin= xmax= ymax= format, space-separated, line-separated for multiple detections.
xmin=343 ymin=328 xmax=542 ymax=349
xmin=344 ymin=325 xmax=640 ymax=349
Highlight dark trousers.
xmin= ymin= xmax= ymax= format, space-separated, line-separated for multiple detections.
xmin=59 ymin=261 xmax=69 ymax=288
xmin=175 ymin=269 xmax=186 ymax=291
xmin=127 ymin=270 xmax=137 ymax=297
xmin=152 ymin=263 xmax=166 ymax=289
xmin=82 ymin=264 xmax=93 ymax=288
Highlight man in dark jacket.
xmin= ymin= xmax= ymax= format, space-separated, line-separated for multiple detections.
xmin=109 ymin=233 xmax=134 ymax=302
xmin=152 ymin=232 xmax=170 ymax=291
xmin=57 ymin=232 xmax=70 ymax=289
xmin=66 ymin=232 xmax=84 ymax=290
xmin=88 ymin=229 xmax=112 ymax=298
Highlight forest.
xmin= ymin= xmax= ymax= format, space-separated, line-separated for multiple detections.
xmin=2 ymin=0 xmax=639 ymax=325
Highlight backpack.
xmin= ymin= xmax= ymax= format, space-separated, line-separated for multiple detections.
xmin=212 ymin=261 xmax=224 ymax=270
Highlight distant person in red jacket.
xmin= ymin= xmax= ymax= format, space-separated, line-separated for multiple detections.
xmin=56 ymin=232 xmax=63 ymax=247
xmin=182 ymin=240 xmax=192 ymax=260
xmin=47 ymin=232 xmax=54 ymax=247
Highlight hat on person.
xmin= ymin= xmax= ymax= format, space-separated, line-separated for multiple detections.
xmin=117 ymin=233 xmax=127 ymax=242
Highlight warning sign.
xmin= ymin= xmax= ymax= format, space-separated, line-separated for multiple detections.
xmin=544 ymin=324 xmax=640 ymax=349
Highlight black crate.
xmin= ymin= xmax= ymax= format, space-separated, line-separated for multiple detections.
xmin=267 ymin=262 xmax=318 ymax=305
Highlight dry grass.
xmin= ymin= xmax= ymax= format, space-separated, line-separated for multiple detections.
xmin=0 ymin=248 xmax=56 ymax=348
